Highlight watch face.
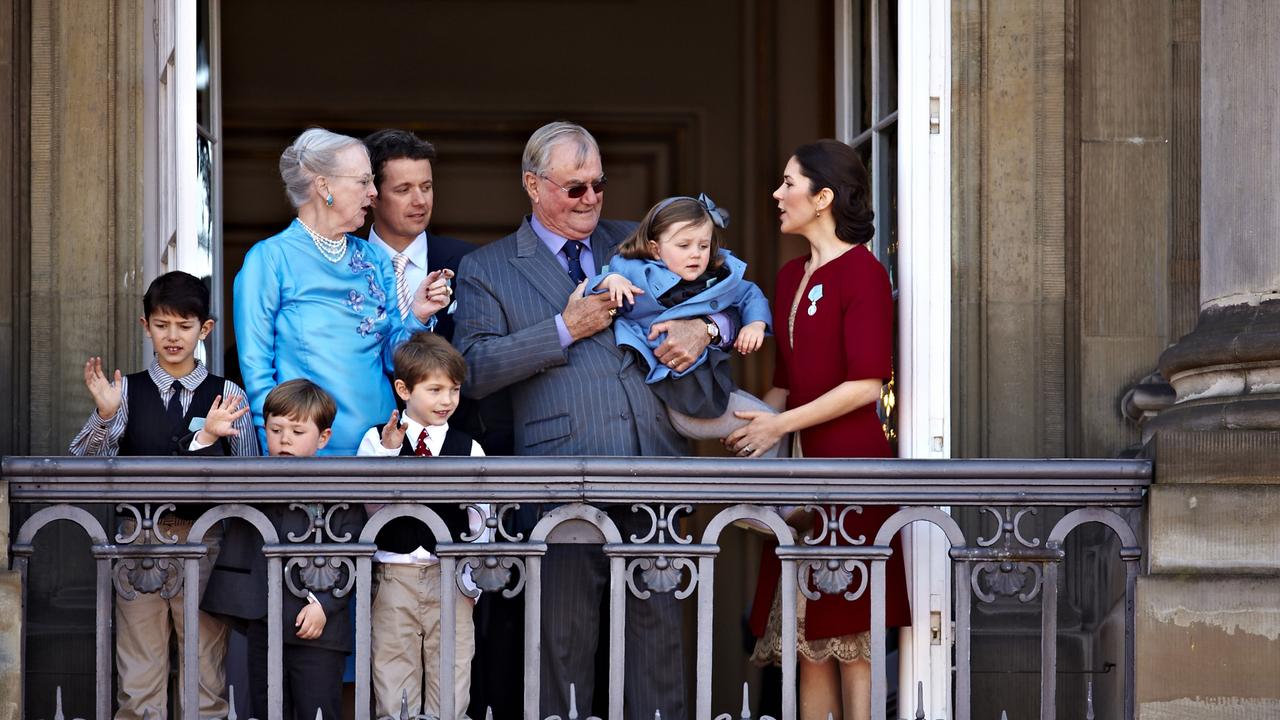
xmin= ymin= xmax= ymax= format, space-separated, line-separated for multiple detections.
xmin=707 ymin=321 xmax=720 ymax=338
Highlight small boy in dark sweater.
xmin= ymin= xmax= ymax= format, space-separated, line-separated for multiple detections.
xmin=195 ymin=379 xmax=364 ymax=720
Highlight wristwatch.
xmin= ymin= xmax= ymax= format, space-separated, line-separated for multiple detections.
xmin=701 ymin=315 xmax=720 ymax=341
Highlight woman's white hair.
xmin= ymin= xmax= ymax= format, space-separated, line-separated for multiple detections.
xmin=278 ymin=128 xmax=367 ymax=209
xmin=520 ymin=121 xmax=600 ymax=187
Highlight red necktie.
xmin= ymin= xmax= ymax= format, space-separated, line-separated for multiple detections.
xmin=415 ymin=428 xmax=433 ymax=457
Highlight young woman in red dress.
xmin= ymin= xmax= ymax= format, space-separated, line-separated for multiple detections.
xmin=725 ymin=140 xmax=911 ymax=720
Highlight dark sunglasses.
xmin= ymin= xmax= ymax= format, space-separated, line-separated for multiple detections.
xmin=540 ymin=174 xmax=608 ymax=199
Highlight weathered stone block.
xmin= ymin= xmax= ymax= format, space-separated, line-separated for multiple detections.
xmin=0 ymin=570 xmax=22 ymax=720
xmin=1152 ymin=430 xmax=1280 ymax=484
xmin=1147 ymin=485 xmax=1280 ymax=574
xmin=1136 ymin=575 xmax=1280 ymax=719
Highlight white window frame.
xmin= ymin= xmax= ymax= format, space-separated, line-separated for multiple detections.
xmin=836 ymin=0 xmax=952 ymax=716
xmin=143 ymin=0 xmax=222 ymax=370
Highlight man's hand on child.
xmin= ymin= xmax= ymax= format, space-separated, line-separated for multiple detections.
xmin=735 ymin=321 xmax=767 ymax=355
xmin=83 ymin=357 xmax=123 ymax=420
xmin=563 ymin=280 xmax=618 ymax=341
xmin=649 ymin=318 xmax=710 ymax=373
xmin=413 ymin=268 xmax=455 ymax=322
xmin=380 ymin=409 xmax=408 ymax=450
xmin=294 ymin=601 xmax=327 ymax=640
xmin=195 ymin=395 xmax=248 ymax=447
xmin=597 ymin=274 xmax=644 ymax=308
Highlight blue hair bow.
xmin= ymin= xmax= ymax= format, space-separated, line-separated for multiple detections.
xmin=697 ymin=192 xmax=730 ymax=229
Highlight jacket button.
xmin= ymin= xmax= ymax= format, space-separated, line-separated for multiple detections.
xmin=710 ymin=300 xmax=719 ymax=309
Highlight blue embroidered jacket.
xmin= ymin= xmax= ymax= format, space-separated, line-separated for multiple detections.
xmin=234 ymin=219 xmax=432 ymax=455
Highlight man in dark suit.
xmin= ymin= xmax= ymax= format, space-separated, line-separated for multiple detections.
xmin=453 ymin=121 xmax=732 ymax=720
xmin=364 ymin=129 xmax=513 ymax=456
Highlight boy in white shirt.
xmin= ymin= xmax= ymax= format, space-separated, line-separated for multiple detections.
xmin=357 ymin=331 xmax=485 ymax=719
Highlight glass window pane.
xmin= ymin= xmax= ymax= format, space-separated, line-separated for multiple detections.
xmin=880 ymin=0 xmax=898 ymax=116
xmin=196 ymin=0 xmax=212 ymax=130
xmin=861 ymin=0 xmax=874 ymax=131
xmin=195 ymin=131 xmax=215 ymax=365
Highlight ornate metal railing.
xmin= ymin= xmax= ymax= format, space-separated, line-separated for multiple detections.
xmin=2 ymin=456 xmax=1151 ymax=720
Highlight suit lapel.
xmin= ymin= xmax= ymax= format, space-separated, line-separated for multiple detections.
xmin=509 ymin=220 xmax=579 ymax=312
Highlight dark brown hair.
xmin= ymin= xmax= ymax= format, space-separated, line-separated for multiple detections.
xmin=143 ymin=271 xmax=211 ymax=322
xmin=615 ymin=197 xmax=724 ymax=269
xmin=793 ymin=139 xmax=875 ymax=245
xmin=394 ymin=331 xmax=466 ymax=388
xmin=364 ymin=129 xmax=438 ymax=195
xmin=263 ymin=379 xmax=337 ymax=431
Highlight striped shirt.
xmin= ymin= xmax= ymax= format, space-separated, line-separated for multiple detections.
xmin=68 ymin=359 xmax=260 ymax=457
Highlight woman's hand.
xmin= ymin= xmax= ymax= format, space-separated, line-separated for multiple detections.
xmin=734 ymin=321 xmax=767 ymax=355
xmin=723 ymin=410 xmax=789 ymax=458
xmin=84 ymin=357 xmax=123 ymax=420
xmin=596 ymin=274 xmax=644 ymax=308
xmin=294 ymin=601 xmax=327 ymax=640
xmin=195 ymin=395 xmax=249 ymax=446
xmin=413 ymin=268 xmax=455 ymax=322
xmin=380 ymin=409 xmax=408 ymax=450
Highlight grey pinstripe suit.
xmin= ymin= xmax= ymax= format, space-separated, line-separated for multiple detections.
xmin=454 ymin=216 xmax=688 ymax=720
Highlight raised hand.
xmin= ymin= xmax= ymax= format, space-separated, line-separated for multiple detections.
xmin=83 ymin=357 xmax=123 ymax=420
xmin=412 ymin=268 xmax=455 ymax=322
xmin=380 ymin=408 xmax=408 ymax=450
xmin=195 ymin=395 xmax=249 ymax=446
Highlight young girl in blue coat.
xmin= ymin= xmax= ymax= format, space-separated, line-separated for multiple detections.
xmin=588 ymin=194 xmax=774 ymax=428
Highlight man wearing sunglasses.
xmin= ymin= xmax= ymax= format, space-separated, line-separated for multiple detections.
xmin=454 ymin=121 xmax=733 ymax=720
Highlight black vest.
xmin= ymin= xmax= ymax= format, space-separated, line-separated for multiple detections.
xmin=119 ymin=369 xmax=228 ymax=518
xmin=373 ymin=425 xmax=475 ymax=554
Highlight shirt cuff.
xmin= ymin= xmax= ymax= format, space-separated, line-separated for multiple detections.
xmin=708 ymin=312 xmax=735 ymax=347
xmin=189 ymin=434 xmax=214 ymax=451
xmin=368 ymin=441 xmax=401 ymax=457
xmin=554 ymin=313 xmax=574 ymax=348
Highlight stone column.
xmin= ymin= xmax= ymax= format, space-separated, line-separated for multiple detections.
xmin=1137 ymin=2 xmax=1280 ymax=718
xmin=1151 ymin=0 xmax=1280 ymax=434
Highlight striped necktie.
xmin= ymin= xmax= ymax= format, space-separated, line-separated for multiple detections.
xmin=392 ymin=253 xmax=411 ymax=319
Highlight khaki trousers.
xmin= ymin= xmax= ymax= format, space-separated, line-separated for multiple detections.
xmin=115 ymin=518 xmax=229 ymax=720
xmin=371 ymin=563 xmax=475 ymax=720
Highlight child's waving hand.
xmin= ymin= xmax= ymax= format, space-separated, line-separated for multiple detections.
xmin=84 ymin=357 xmax=123 ymax=420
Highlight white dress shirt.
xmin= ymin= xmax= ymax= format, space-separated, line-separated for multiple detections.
xmin=357 ymin=416 xmax=488 ymax=575
xmin=369 ymin=225 xmax=429 ymax=306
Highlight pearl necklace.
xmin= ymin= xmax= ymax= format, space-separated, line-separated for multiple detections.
xmin=297 ymin=218 xmax=348 ymax=263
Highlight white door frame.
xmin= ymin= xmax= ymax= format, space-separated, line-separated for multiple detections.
xmin=836 ymin=0 xmax=953 ymax=717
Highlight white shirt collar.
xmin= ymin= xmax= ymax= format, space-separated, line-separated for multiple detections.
xmin=400 ymin=412 xmax=450 ymax=454
xmin=369 ymin=225 xmax=428 ymax=270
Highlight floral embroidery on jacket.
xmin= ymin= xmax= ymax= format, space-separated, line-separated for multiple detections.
xmin=347 ymin=249 xmax=374 ymax=273
xmin=346 ymin=247 xmax=387 ymax=340
xmin=345 ymin=290 xmax=364 ymax=312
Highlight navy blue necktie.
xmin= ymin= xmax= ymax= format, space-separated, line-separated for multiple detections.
xmin=563 ymin=240 xmax=587 ymax=284
xmin=165 ymin=382 xmax=184 ymax=427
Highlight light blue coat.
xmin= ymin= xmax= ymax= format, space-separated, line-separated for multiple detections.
xmin=234 ymin=219 xmax=432 ymax=455
xmin=589 ymin=249 xmax=772 ymax=384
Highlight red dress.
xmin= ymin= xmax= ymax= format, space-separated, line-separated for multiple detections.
xmin=749 ymin=245 xmax=912 ymax=644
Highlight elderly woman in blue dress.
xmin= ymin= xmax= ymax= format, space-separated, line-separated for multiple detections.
xmin=235 ymin=128 xmax=453 ymax=455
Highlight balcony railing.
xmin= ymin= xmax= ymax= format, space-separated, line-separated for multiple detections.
xmin=2 ymin=455 xmax=1151 ymax=720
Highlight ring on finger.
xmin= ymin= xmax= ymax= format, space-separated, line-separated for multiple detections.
xmin=607 ymin=308 xmax=618 ymax=317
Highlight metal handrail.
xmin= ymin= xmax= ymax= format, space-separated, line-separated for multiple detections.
xmin=3 ymin=455 xmax=1151 ymax=720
